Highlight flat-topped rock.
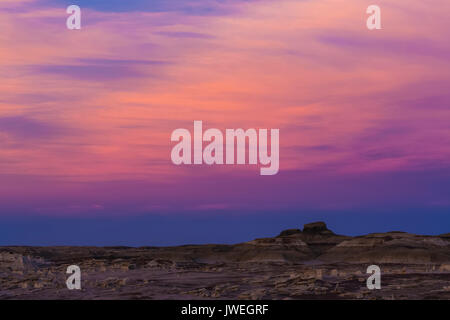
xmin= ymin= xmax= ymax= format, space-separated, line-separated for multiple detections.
xmin=303 ymin=222 xmax=334 ymax=235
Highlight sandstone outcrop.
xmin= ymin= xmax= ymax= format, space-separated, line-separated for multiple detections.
xmin=319 ymin=232 xmax=450 ymax=264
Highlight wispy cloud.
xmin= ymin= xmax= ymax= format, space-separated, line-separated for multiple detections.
xmin=0 ymin=116 xmax=66 ymax=139
xmin=0 ymin=0 xmax=449 ymax=217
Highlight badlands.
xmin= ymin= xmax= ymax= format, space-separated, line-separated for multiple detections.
xmin=1 ymin=222 xmax=450 ymax=299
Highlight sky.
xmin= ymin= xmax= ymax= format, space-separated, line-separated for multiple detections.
xmin=0 ymin=0 xmax=449 ymax=245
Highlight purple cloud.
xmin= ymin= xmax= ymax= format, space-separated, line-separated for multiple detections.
xmin=156 ymin=31 xmax=215 ymax=39
xmin=0 ymin=116 xmax=66 ymax=139
xmin=317 ymin=33 xmax=450 ymax=60
xmin=27 ymin=58 xmax=168 ymax=81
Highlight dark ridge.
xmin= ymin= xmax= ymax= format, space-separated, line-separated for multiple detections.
xmin=277 ymin=229 xmax=302 ymax=237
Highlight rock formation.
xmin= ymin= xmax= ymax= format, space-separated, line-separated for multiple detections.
xmin=1 ymin=221 xmax=450 ymax=300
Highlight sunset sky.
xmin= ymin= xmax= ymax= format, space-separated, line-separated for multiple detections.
xmin=0 ymin=0 xmax=449 ymax=245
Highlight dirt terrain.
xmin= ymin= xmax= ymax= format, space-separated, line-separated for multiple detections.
xmin=1 ymin=222 xmax=450 ymax=300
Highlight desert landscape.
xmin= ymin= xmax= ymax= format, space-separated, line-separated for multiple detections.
xmin=1 ymin=222 xmax=450 ymax=300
